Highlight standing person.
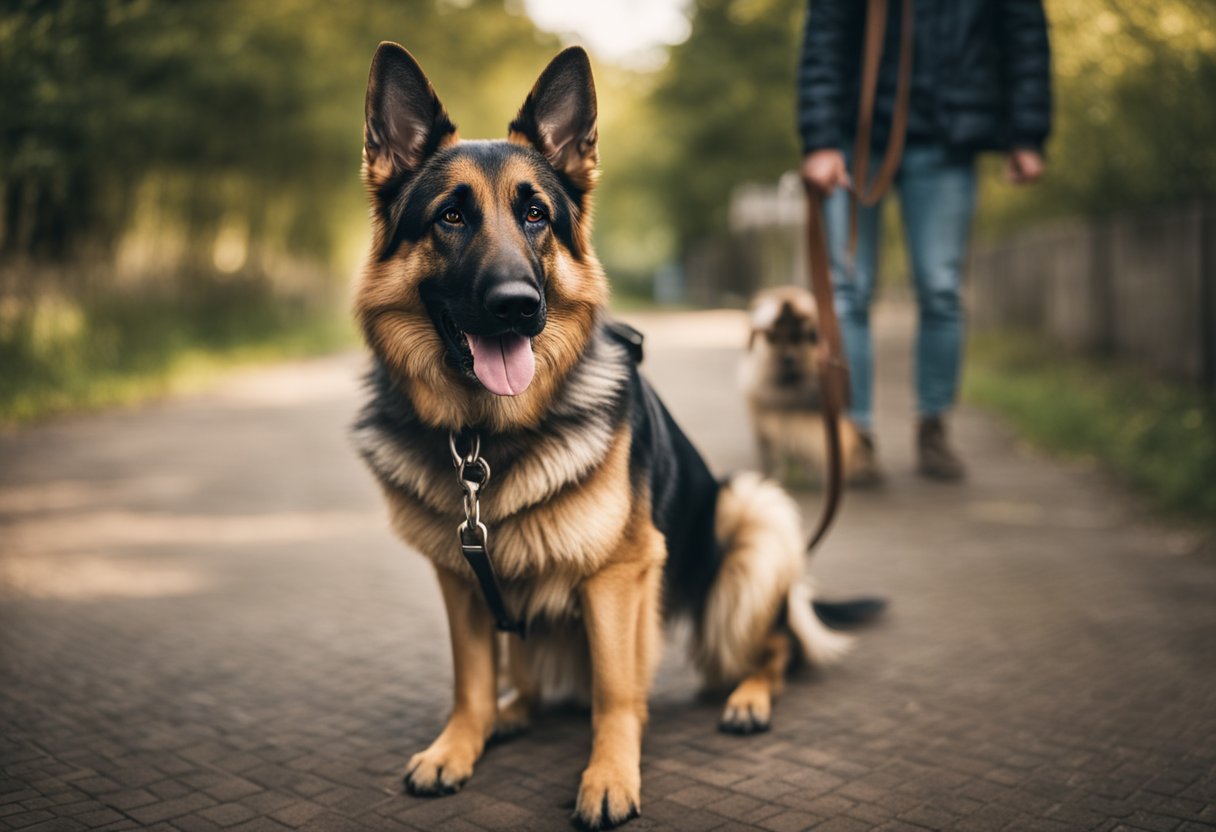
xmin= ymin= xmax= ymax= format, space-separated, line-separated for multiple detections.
xmin=797 ymin=0 xmax=1051 ymax=483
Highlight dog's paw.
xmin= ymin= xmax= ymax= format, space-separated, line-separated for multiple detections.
xmin=573 ymin=762 xmax=640 ymax=830
xmin=403 ymin=741 xmax=478 ymax=797
xmin=718 ymin=684 xmax=772 ymax=735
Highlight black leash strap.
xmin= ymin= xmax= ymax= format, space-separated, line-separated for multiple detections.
xmin=449 ymin=432 xmax=526 ymax=637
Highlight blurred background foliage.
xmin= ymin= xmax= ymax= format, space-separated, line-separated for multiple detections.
xmin=1 ymin=0 xmax=1214 ymax=421
xmin=0 ymin=0 xmax=564 ymax=276
xmin=977 ymin=0 xmax=1216 ymax=234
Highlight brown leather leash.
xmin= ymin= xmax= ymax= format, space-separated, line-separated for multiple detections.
xmin=802 ymin=193 xmax=849 ymax=553
xmin=848 ymin=0 xmax=915 ymax=255
xmin=803 ymin=0 xmax=913 ymax=554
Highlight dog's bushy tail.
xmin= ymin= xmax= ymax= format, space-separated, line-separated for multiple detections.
xmin=700 ymin=472 xmax=867 ymax=680
xmin=697 ymin=472 xmax=805 ymax=685
xmin=812 ymin=597 xmax=888 ymax=629
xmin=787 ymin=582 xmax=854 ymax=667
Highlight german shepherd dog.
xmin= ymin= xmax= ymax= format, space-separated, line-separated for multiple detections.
xmin=352 ymin=44 xmax=859 ymax=829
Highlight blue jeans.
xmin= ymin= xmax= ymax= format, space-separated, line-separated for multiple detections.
xmin=824 ymin=143 xmax=977 ymax=432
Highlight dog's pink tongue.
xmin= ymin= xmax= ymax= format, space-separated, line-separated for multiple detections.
xmin=465 ymin=333 xmax=536 ymax=396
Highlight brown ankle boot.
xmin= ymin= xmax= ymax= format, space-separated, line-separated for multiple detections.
xmin=846 ymin=429 xmax=884 ymax=488
xmin=917 ymin=415 xmax=966 ymax=480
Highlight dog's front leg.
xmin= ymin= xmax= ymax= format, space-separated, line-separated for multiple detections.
xmin=575 ymin=536 xmax=662 ymax=830
xmin=404 ymin=565 xmax=496 ymax=796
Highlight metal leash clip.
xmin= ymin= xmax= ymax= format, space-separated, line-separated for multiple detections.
xmin=450 ymin=430 xmax=491 ymax=536
xmin=448 ymin=431 xmax=525 ymax=637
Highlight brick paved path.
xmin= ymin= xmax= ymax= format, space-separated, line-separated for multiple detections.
xmin=2 ymin=307 xmax=1214 ymax=832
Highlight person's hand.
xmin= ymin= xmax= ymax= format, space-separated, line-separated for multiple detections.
xmin=1005 ymin=148 xmax=1045 ymax=185
xmin=801 ymin=149 xmax=851 ymax=196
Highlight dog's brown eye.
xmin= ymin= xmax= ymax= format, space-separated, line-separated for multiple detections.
xmin=525 ymin=205 xmax=546 ymax=223
xmin=441 ymin=209 xmax=463 ymax=226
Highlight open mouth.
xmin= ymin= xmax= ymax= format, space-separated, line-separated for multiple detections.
xmin=437 ymin=309 xmax=476 ymax=376
xmin=438 ymin=309 xmax=536 ymax=397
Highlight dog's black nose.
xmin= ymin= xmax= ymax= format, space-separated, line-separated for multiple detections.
xmin=485 ymin=281 xmax=541 ymax=325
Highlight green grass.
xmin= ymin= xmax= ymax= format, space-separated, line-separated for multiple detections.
xmin=0 ymin=279 xmax=356 ymax=426
xmin=964 ymin=331 xmax=1216 ymax=521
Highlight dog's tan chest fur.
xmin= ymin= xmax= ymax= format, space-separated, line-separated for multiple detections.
xmin=367 ymin=421 xmax=636 ymax=621
xmin=353 ymin=328 xmax=637 ymax=612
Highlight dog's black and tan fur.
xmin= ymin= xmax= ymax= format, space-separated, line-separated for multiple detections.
xmin=352 ymin=44 xmax=850 ymax=829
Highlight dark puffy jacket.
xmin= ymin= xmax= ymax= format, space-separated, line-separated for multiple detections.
xmin=797 ymin=0 xmax=1051 ymax=154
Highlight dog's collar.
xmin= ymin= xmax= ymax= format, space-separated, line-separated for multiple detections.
xmin=449 ymin=431 xmax=527 ymax=637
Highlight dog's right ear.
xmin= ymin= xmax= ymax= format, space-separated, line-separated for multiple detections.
xmin=363 ymin=43 xmax=457 ymax=193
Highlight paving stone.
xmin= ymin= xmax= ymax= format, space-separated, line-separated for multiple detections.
xmin=169 ymin=816 xmax=225 ymax=832
xmin=198 ymin=804 xmax=258 ymax=828
xmin=813 ymin=818 xmax=873 ymax=832
xmin=128 ymin=795 xmax=220 ymax=825
xmin=899 ymin=804 xmax=961 ymax=829
xmin=268 ymin=801 xmax=327 ymax=827
xmin=69 ymin=809 xmax=125 ymax=828
xmin=18 ymin=820 xmax=87 ymax=832
xmin=1 ymin=812 xmax=55 ymax=830
xmin=225 ymin=819 xmax=294 ymax=832
xmin=148 ymin=781 xmax=194 ymax=801
xmin=756 ymin=810 xmax=819 ymax=832
xmin=1175 ymin=823 xmax=1216 ymax=832
xmin=102 ymin=789 xmax=158 ymax=811
xmin=874 ymin=822 xmax=933 ymax=832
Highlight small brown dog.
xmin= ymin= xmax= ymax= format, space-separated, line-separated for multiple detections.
xmin=740 ymin=286 xmax=859 ymax=486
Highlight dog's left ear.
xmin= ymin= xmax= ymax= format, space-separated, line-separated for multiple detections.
xmin=509 ymin=47 xmax=599 ymax=192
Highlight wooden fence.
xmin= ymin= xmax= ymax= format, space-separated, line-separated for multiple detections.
xmin=969 ymin=200 xmax=1215 ymax=388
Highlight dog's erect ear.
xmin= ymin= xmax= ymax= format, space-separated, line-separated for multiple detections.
xmin=750 ymin=296 xmax=781 ymax=332
xmin=509 ymin=47 xmax=599 ymax=192
xmin=363 ymin=43 xmax=457 ymax=191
